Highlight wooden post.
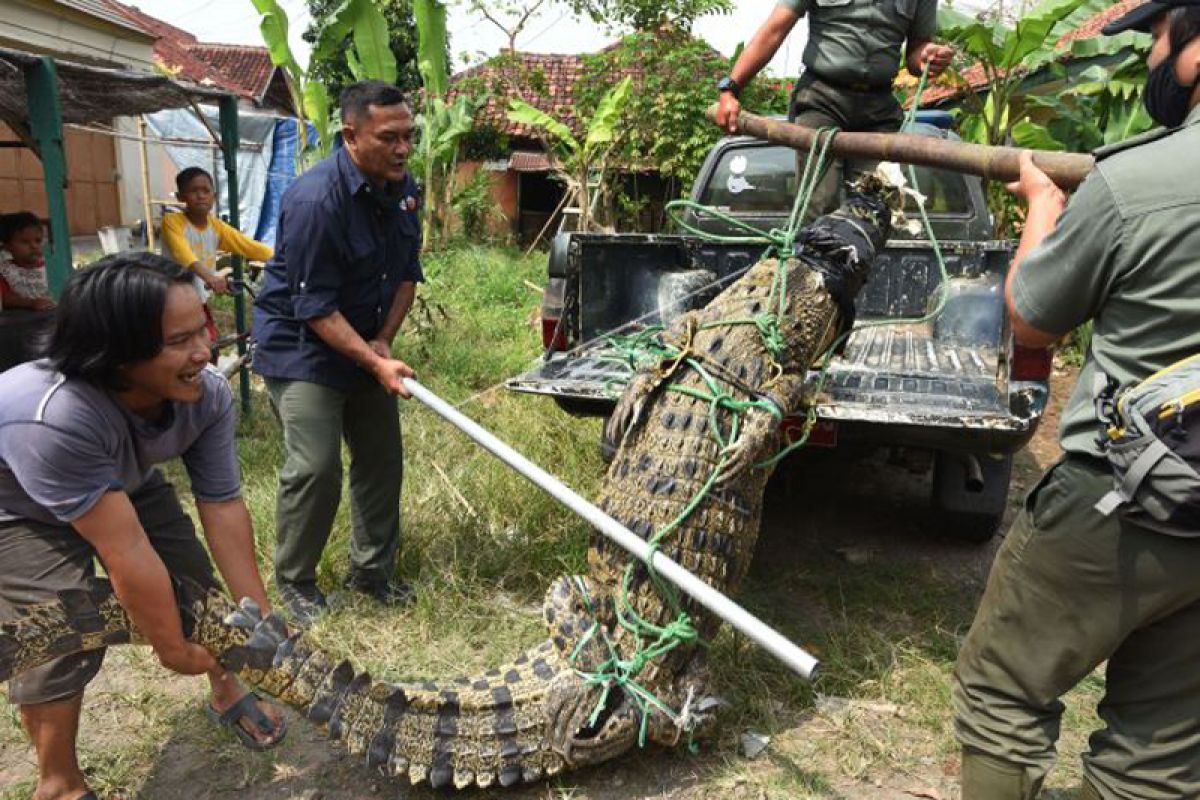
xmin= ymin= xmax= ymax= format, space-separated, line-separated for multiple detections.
xmin=218 ymin=95 xmax=251 ymax=414
xmin=137 ymin=115 xmax=156 ymax=250
xmin=710 ymin=105 xmax=1097 ymax=191
xmin=23 ymin=57 xmax=72 ymax=296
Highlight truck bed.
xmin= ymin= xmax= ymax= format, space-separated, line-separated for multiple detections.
xmin=507 ymin=235 xmax=1041 ymax=449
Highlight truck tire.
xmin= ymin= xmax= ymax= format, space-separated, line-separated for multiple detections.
xmin=931 ymin=452 xmax=1012 ymax=542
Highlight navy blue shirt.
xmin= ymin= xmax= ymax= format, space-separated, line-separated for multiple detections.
xmin=252 ymin=147 xmax=424 ymax=391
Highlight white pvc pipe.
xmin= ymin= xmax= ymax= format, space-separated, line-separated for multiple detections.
xmin=403 ymin=377 xmax=820 ymax=681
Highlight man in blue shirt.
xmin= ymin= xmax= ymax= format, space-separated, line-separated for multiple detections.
xmin=253 ymin=81 xmax=422 ymax=625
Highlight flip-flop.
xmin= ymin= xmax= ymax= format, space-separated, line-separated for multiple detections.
xmin=206 ymin=691 xmax=287 ymax=751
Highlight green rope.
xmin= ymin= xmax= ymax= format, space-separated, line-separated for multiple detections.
xmin=565 ymin=127 xmax=843 ymax=744
xmin=568 ymin=73 xmax=954 ymax=741
xmin=758 ymin=62 xmax=953 ymax=465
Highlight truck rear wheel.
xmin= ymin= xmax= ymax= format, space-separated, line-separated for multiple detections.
xmin=931 ymin=452 xmax=1012 ymax=542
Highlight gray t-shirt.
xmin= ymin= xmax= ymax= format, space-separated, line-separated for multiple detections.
xmin=0 ymin=361 xmax=242 ymax=525
xmin=1011 ymin=105 xmax=1200 ymax=457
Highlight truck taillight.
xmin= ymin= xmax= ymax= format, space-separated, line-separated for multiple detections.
xmin=542 ymin=317 xmax=567 ymax=351
xmin=1011 ymin=345 xmax=1053 ymax=381
xmin=541 ymin=278 xmax=567 ymax=352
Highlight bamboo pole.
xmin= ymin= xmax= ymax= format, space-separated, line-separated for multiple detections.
xmin=136 ymin=115 xmax=156 ymax=250
xmin=708 ymin=105 xmax=1097 ymax=190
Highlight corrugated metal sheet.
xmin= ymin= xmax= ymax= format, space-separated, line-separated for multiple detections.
xmin=55 ymin=0 xmax=151 ymax=36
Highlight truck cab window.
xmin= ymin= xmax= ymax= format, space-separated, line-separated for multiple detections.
xmin=698 ymin=145 xmax=971 ymax=217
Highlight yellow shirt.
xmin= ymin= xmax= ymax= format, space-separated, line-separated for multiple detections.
xmin=161 ymin=212 xmax=273 ymax=300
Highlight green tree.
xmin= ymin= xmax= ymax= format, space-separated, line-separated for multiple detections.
xmin=508 ymin=76 xmax=634 ymax=232
xmin=937 ymin=0 xmax=1150 ymax=232
xmin=412 ymin=0 xmax=487 ymax=246
xmin=1013 ymin=46 xmax=1153 ymax=153
xmin=253 ymin=0 xmax=404 ymax=160
xmin=568 ymin=0 xmax=731 ymax=31
xmin=574 ymin=29 xmax=789 ymax=203
xmin=304 ymin=0 xmax=424 ymax=101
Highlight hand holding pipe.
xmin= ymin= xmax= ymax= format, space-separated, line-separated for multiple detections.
xmin=707 ymin=104 xmax=1096 ymax=191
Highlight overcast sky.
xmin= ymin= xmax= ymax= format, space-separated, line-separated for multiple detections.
xmin=124 ymin=0 xmax=815 ymax=76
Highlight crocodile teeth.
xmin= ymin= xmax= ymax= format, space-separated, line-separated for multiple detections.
xmin=522 ymin=765 xmax=545 ymax=783
xmin=408 ymin=763 xmax=428 ymax=785
xmin=476 ymin=770 xmax=496 ymax=789
xmin=453 ymin=769 xmax=475 ymax=789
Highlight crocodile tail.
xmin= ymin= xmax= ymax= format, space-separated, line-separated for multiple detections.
xmin=240 ymin=629 xmax=573 ymax=789
xmin=0 ymin=578 xmax=137 ymax=683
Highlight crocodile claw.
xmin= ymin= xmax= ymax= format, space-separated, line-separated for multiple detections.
xmin=221 ymin=597 xmax=294 ymax=673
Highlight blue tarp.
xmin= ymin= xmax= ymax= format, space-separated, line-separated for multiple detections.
xmin=256 ymin=117 xmax=318 ymax=246
xmin=145 ymin=108 xmax=316 ymax=247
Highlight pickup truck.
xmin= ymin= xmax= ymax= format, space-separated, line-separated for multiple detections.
xmin=506 ymin=115 xmax=1052 ymax=540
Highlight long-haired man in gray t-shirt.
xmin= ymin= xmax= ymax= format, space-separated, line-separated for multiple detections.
xmin=0 ymin=254 xmax=285 ymax=800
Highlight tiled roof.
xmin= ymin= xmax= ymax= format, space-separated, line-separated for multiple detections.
xmin=1057 ymin=0 xmax=1147 ymax=44
xmin=913 ymin=0 xmax=1149 ymax=107
xmin=450 ymin=32 xmax=725 ymax=139
xmin=509 ymin=150 xmax=552 ymax=171
xmin=450 ymin=51 xmax=589 ymax=138
xmin=101 ymin=0 xmax=284 ymax=104
xmin=187 ymin=44 xmax=277 ymax=100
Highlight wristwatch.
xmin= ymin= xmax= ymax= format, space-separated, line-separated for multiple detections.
xmin=717 ymin=76 xmax=740 ymax=99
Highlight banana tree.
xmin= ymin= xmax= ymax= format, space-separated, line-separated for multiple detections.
xmin=936 ymin=0 xmax=1149 ymax=232
xmin=939 ymin=0 xmax=1094 ymax=147
xmin=507 ymin=76 xmax=633 ymax=232
xmin=252 ymin=0 xmax=400 ymax=162
xmin=412 ymin=94 xmax=487 ymax=243
xmin=1012 ymin=45 xmax=1153 ymax=152
xmin=412 ymin=0 xmax=487 ymax=245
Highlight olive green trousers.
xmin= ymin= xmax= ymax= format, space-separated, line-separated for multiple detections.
xmin=953 ymin=456 xmax=1200 ymax=799
xmin=790 ymin=75 xmax=905 ymax=221
xmin=265 ymin=377 xmax=403 ymax=588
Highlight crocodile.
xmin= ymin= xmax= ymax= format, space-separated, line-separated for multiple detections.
xmin=0 ymin=175 xmax=895 ymax=789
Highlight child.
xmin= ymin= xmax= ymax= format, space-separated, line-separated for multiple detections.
xmin=0 ymin=212 xmax=54 ymax=311
xmin=161 ymin=167 xmax=273 ymax=342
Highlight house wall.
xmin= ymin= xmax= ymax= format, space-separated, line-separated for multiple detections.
xmin=455 ymin=160 xmax=518 ymax=238
xmin=0 ymin=122 xmax=122 ymax=235
xmin=0 ymin=0 xmax=156 ymax=70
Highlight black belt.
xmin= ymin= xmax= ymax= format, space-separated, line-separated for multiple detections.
xmin=802 ymin=69 xmax=894 ymax=94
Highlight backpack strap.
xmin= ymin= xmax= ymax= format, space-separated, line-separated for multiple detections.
xmin=1093 ymin=370 xmax=1121 ymax=429
xmin=1095 ymin=438 xmax=1172 ymax=516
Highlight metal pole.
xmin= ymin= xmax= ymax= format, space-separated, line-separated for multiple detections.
xmin=217 ymin=95 xmax=251 ymax=415
xmin=711 ymin=105 xmax=1097 ymax=190
xmin=24 ymin=57 xmax=72 ymax=296
xmin=402 ymin=377 xmax=821 ymax=681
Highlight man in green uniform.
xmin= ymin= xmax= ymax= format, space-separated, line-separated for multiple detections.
xmin=714 ymin=0 xmax=953 ymax=218
xmin=952 ymin=2 xmax=1200 ymax=797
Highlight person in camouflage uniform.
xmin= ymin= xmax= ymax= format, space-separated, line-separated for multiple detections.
xmin=953 ymin=2 xmax=1200 ymax=797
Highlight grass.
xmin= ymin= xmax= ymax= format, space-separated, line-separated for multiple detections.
xmin=0 ymin=243 xmax=1104 ymax=798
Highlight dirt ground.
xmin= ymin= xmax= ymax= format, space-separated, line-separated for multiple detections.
xmin=0 ymin=368 xmax=1078 ymax=800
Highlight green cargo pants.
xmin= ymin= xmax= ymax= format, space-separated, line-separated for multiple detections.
xmin=265 ymin=377 xmax=404 ymax=588
xmin=953 ymin=455 xmax=1200 ymax=799
xmin=790 ymin=75 xmax=905 ymax=222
